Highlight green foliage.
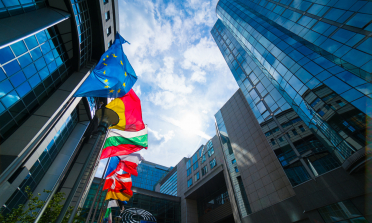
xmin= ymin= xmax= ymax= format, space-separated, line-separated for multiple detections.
xmin=0 ymin=186 xmax=86 ymax=223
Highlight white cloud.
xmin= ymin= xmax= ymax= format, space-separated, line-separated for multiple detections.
xmin=161 ymin=115 xmax=212 ymax=140
xmin=133 ymin=85 xmax=141 ymax=96
xmin=190 ymin=70 xmax=207 ymax=83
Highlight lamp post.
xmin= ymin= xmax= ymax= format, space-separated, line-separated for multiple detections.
xmin=55 ymin=107 xmax=119 ymax=223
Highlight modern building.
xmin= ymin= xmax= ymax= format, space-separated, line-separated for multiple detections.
xmin=132 ymin=160 xmax=170 ymax=191
xmin=0 ymin=0 xmax=120 ymax=218
xmin=155 ymin=138 xmax=237 ymax=223
xmin=208 ymin=0 xmax=371 ymax=222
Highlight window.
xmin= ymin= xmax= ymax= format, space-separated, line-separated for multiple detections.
xmin=292 ymin=129 xmax=298 ymax=136
xmin=270 ymin=138 xmax=276 ymax=145
xmin=286 ymin=133 xmax=291 ymax=138
xmin=317 ymin=109 xmax=325 ymax=116
xmin=193 ymin=162 xmax=198 ymax=170
xmin=279 ymin=137 xmax=284 ymax=142
xmin=318 ymin=200 xmax=367 ymax=223
xmin=208 ymin=147 xmax=215 ymax=157
xmin=232 ymin=159 xmax=236 ymax=164
xmin=106 ymin=27 xmax=111 ymax=36
xmin=299 ymin=125 xmax=305 ymax=132
xmin=336 ymin=100 xmax=345 ymax=107
xmin=210 ymin=159 xmax=216 ymax=169
xmin=201 ymin=154 xmax=206 ymax=163
xmin=103 ymin=0 xmax=109 ymax=4
xmin=186 ymin=160 xmax=191 ymax=169
xmin=265 ymin=131 xmax=272 ymax=136
xmin=187 ymin=178 xmax=192 ymax=188
xmin=234 ymin=166 xmax=239 ymax=173
xmin=311 ymin=98 xmax=320 ymax=107
xmin=195 ymin=172 xmax=200 ymax=181
xmin=202 ymin=166 xmax=208 ymax=176
xmin=107 ymin=40 xmax=112 ymax=49
xmin=187 ymin=168 xmax=191 ymax=176
xmin=105 ymin=11 xmax=110 ymax=21
xmin=192 ymin=153 xmax=198 ymax=164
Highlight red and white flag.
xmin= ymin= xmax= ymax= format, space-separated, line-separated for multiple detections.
xmin=115 ymin=153 xmax=144 ymax=176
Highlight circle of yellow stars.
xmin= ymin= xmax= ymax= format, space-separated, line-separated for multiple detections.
xmin=101 ymin=53 xmax=128 ymax=94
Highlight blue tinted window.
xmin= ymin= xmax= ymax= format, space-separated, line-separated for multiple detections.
xmin=18 ymin=53 xmax=33 ymax=68
xmin=337 ymin=71 xmax=366 ymax=87
xmin=342 ymin=49 xmax=372 ymax=67
xmin=40 ymin=42 xmax=51 ymax=54
xmin=332 ymin=29 xmax=356 ymax=43
xmin=28 ymin=74 xmax=41 ymax=88
xmin=24 ymin=35 xmax=38 ymax=49
xmin=36 ymin=31 xmax=48 ymax=43
xmin=30 ymin=47 xmax=43 ymax=60
xmin=3 ymin=60 xmax=21 ymax=76
xmin=34 ymin=58 xmax=46 ymax=71
xmin=11 ymin=41 xmax=27 ymax=56
xmin=23 ymin=64 xmax=37 ymax=78
xmin=352 ymin=96 xmax=372 ymax=116
xmin=10 ymin=71 xmax=26 ymax=87
xmin=1 ymin=90 xmax=20 ymax=108
xmin=0 ymin=69 xmax=6 ymax=81
xmin=346 ymin=13 xmax=372 ymax=28
xmin=340 ymin=89 xmax=364 ymax=102
xmin=3 ymin=0 xmax=20 ymax=7
xmin=303 ymin=61 xmax=323 ymax=75
xmin=0 ymin=47 xmax=15 ymax=64
xmin=324 ymin=8 xmax=346 ymax=21
xmin=323 ymin=77 xmax=351 ymax=94
xmin=320 ymin=39 xmax=343 ymax=53
xmin=295 ymin=68 xmax=313 ymax=83
xmin=16 ymin=82 xmax=32 ymax=97
xmin=357 ymin=38 xmax=372 ymax=55
xmin=0 ymin=80 xmax=14 ymax=97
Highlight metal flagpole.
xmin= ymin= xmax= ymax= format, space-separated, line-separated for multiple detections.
xmin=85 ymin=157 xmax=111 ymax=223
xmin=98 ymin=200 xmax=109 ymax=223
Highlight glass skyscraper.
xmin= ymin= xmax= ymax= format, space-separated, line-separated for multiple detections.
xmin=212 ymin=0 xmax=371 ymax=189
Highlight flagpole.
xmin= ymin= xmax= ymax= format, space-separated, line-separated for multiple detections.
xmin=97 ymin=200 xmax=108 ymax=223
xmin=85 ymin=157 xmax=111 ymax=223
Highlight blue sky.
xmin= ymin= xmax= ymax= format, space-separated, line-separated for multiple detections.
xmin=96 ymin=0 xmax=238 ymax=176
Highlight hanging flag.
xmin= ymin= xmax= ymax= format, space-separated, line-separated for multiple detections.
xmin=100 ymin=126 xmax=148 ymax=159
xmin=74 ymin=32 xmax=137 ymax=98
xmin=115 ymin=153 xmax=144 ymax=176
xmin=106 ymin=89 xmax=145 ymax=132
xmin=104 ymin=156 xmax=121 ymax=178
xmin=103 ymin=200 xmax=118 ymax=223
xmin=104 ymin=172 xmax=133 ymax=201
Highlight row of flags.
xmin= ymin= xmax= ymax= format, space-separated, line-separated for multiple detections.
xmin=72 ymin=33 xmax=146 ymax=223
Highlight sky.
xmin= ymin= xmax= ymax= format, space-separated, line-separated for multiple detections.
xmin=95 ymin=0 xmax=238 ymax=177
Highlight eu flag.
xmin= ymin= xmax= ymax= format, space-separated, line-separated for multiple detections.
xmin=74 ymin=33 xmax=137 ymax=98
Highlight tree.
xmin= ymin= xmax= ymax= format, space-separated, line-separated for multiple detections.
xmin=0 ymin=186 xmax=86 ymax=223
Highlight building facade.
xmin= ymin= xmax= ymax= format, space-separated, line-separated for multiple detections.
xmin=210 ymin=0 xmax=371 ymax=222
xmin=155 ymin=137 xmax=237 ymax=223
xmin=0 ymin=0 xmax=120 ymax=218
xmin=132 ymin=160 xmax=170 ymax=191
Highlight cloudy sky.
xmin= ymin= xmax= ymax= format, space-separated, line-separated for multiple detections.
xmin=96 ymin=0 xmax=238 ymax=176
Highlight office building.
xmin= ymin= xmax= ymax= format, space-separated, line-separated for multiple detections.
xmin=209 ymin=0 xmax=371 ymax=222
xmin=132 ymin=160 xmax=170 ymax=191
xmin=0 ymin=0 xmax=120 ymax=217
xmin=155 ymin=138 xmax=237 ymax=223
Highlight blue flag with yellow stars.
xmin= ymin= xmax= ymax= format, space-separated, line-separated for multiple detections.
xmin=74 ymin=32 xmax=137 ymax=98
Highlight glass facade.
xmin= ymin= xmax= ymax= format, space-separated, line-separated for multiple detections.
xmin=196 ymin=183 xmax=229 ymax=217
xmin=215 ymin=110 xmax=252 ymax=217
xmin=1 ymin=107 xmax=78 ymax=215
xmin=212 ymin=0 xmax=371 ymax=187
xmin=0 ymin=0 xmax=46 ymax=19
xmin=132 ymin=161 xmax=169 ymax=191
xmin=159 ymin=170 xmax=177 ymax=196
xmin=0 ymin=26 xmax=72 ymax=143
xmin=69 ymin=0 xmax=92 ymax=68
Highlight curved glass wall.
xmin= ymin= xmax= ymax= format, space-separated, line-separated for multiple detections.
xmin=0 ymin=26 xmax=72 ymax=143
xmin=211 ymin=0 xmax=371 ymax=186
xmin=0 ymin=0 xmax=46 ymax=19
xmin=69 ymin=0 xmax=92 ymax=69
xmin=0 ymin=107 xmax=78 ymax=216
